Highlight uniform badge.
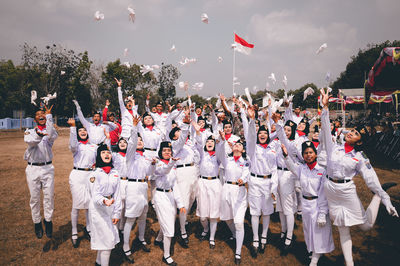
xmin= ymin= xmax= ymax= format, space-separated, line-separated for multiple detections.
xmin=90 ymin=177 xmax=95 ymax=183
xmin=245 ymin=163 xmax=249 ymax=167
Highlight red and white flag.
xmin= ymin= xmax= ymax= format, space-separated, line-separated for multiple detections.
xmin=233 ymin=33 xmax=254 ymax=55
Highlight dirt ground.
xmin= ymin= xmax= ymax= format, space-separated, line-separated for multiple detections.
xmin=0 ymin=128 xmax=399 ymax=266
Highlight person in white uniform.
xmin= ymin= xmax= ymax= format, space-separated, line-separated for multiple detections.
xmin=122 ymin=115 xmax=156 ymax=264
xmin=219 ymin=131 xmax=249 ymax=265
xmin=193 ymin=124 xmax=223 ymax=249
xmin=283 ymin=141 xmax=335 ymax=266
xmin=152 ymin=140 xmax=187 ymax=266
xmin=73 ymin=100 xmax=116 ymax=147
xmin=169 ymin=122 xmax=199 ymax=247
xmin=319 ymin=88 xmax=398 ymax=266
xmin=67 ymin=118 xmax=97 ymax=247
xmin=24 ymin=106 xmax=58 ymax=239
xmin=245 ymin=107 xmax=278 ymax=258
xmin=89 ymin=144 xmax=122 ymax=266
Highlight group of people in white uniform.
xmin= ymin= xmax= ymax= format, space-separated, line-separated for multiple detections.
xmin=24 ymin=81 xmax=398 ymax=266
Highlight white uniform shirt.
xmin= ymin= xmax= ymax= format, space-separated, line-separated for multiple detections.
xmin=69 ymin=127 xmax=97 ymax=168
xmin=321 ymin=108 xmax=390 ymax=201
xmin=195 ymin=134 xmax=222 ymax=177
xmin=24 ymin=114 xmax=58 ymax=163
xmin=220 ymin=142 xmax=250 ymax=183
xmin=117 ymin=86 xmax=138 ymax=139
xmin=91 ymin=168 xmax=122 ymax=219
xmin=112 ymin=152 xmax=127 ymax=178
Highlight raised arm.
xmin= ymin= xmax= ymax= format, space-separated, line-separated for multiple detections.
xmin=240 ymin=107 xmax=249 ymax=140
xmin=126 ymin=124 xmax=138 ymax=168
xmin=171 ymin=122 xmax=190 ymax=154
xmin=320 ymin=89 xmax=334 ymax=156
xmin=73 ymin=100 xmax=90 ymax=130
xmin=68 ymin=118 xmax=78 ymax=153
xmin=44 ymin=106 xmax=57 ymax=143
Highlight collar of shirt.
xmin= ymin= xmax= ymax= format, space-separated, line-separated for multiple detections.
xmin=344 ymin=142 xmax=354 ymax=153
xmin=160 ymin=159 xmax=169 ymax=164
xmin=306 ymin=161 xmax=317 ymax=170
xmin=79 ymin=140 xmax=89 ymax=144
xmin=37 ymin=125 xmax=46 ymax=131
xmin=297 ymin=130 xmax=306 ymax=137
xmin=259 ymin=143 xmax=268 ymax=149
xmin=102 ymin=166 xmax=112 ymax=174
xmin=118 ymin=152 xmax=126 ymax=157
xmin=233 ymin=155 xmax=241 ymax=162
xmin=200 ymin=128 xmax=205 ymax=132
xmin=225 ymin=133 xmax=232 ymax=140
xmin=312 ymin=141 xmax=319 ymax=148
xmin=146 ymin=125 xmax=154 ymax=131
xmin=208 ymin=151 xmax=215 ymax=156
xmin=136 ymin=150 xmax=144 ymax=156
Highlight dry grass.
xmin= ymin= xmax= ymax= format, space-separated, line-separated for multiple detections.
xmin=0 ymin=129 xmax=399 ymax=266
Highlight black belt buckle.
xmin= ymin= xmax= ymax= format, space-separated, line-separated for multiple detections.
xmin=144 ymin=147 xmax=156 ymax=151
xmin=327 ymin=176 xmax=350 ymax=183
xmin=29 ymin=161 xmax=52 ymax=166
xmin=202 ymin=176 xmax=217 ymax=180
xmin=120 ymin=177 xmax=128 ymax=180
xmin=302 ymin=195 xmax=318 ymax=200
xmin=156 ymin=188 xmax=172 ymax=192
xmin=277 ymin=166 xmax=288 ymax=171
xmin=128 ymin=178 xmax=146 ymax=182
xmin=251 ymin=173 xmax=271 ymax=179
xmin=73 ymin=167 xmax=92 ymax=171
xmin=177 ymin=162 xmax=194 ymax=168
xmin=104 ymin=195 xmax=113 ymax=199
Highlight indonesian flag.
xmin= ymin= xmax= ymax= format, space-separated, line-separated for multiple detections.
xmin=234 ymin=33 xmax=254 ymax=55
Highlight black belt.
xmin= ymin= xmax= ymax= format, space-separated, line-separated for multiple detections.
xmin=201 ymin=176 xmax=218 ymax=180
xmin=251 ymin=173 xmax=272 ymax=179
xmin=327 ymin=176 xmax=351 ymax=183
xmin=156 ymin=188 xmax=173 ymax=192
xmin=104 ymin=194 xmax=113 ymax=199
xmin=176 ymin=163 xmax=194 ymax=168
xmin=128 ymin=178 xmax=147 ymax=183
xmin=120 ymin=177 xmax=128 ymax=180
xmin=226 ymin=181 xmax=244 ymax=187
xmin=73 ymin=167 xmax=93 ymax=171
xmin=144 ymin=147 xmax=157 ymax=151
xmin=277 ymin=166 xmax=289 ymax=171
xmin=28 ymin=161 xmax=52 ymax=166
xmin=302 ymin=195 xmax=318 ymax=200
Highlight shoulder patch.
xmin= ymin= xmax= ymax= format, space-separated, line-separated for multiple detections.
xmin=360 ymin=151 xmax=368 ymax=160
xmin=245 ymin=162 xmax=249 ymax=167
xmin=90 ymin=177 xmax=95 ymax=183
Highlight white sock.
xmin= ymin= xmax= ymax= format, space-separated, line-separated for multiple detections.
xmin=279 ymin=212 xmax=287 ymax=236
xmin=156 ymin=230 xmax=163 ymax=242
xmin=235 ymin=223 xmax=244 ymax=255
xmin=285 ymin=214 xmax=294 ymax=245
xmin=137 ymin=212 xmax=147 ymax=242
xmin=226 ymin=219 xmax=236 ymax=237
xmin=359 ymin=194 xmax=381 ymax=231
xmin=163 ymin=236 xmax=171 ymax=259
xmin=261 ymin=215 xmax=270 ymax=243
xmin=100 ymin=249 xmax=111 ymax=266
xmin=209 ymin=219 xmax=218 ymax=241
xmin=200 ymin=217 xmax=209 ymax=233
xmin=179 ymin=212 xmax=187 ymax=235
xmin=251 ymin=215 xmax=260 ymax=245
xmin=118 ymin=204 xmax=126 ymax=231
xmin=71 ymin=208 xmax=78 ymax=235
xmin=85 ymin=209 xmax=90 ymax=232
xmin=338 ymin=226 xmax=354 ymax=266
xmin=309 ymin=252 xmax=321 ymax=266
xmin=123 ymin=217 xmax=136 ymax=252
xmin=96 ymin=250 xmax=101 ymax=264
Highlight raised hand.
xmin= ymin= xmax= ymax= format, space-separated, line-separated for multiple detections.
xmin=114 ymin=77 xmax=122 ymax=87
xmin=183 ymin=114 xmax=191 ymax=124
xmin=171 ymin=157 xmax=181 ymax=161
xmin=271 ymin=112 xmax=280 ymax=123
xmin=180 ymin=207 xmax=187 ymax=214
xmin=132 ymin=115 xmax=141 ymax=126
xmin=247 ymin=106 xmax=255 ymax=119
xmin=44 ymin=104 xmax=53 ymax=115
xmin=191 ymin=120 xmax=201 ymax=133
xmin=219 ymin=130 xmax=226 ymax=141
xmin=35 ymin=127 xmax=48 ymax=137
xmin=106 ymin=99 xmax=110 ymax=106
xmin=281 ymin=144 xmax=288 ymax=157
xmin=67 ymin=118 xmax=76 ymax=127
xmin=320 ymin=88 xmax=330 ymax=108
xmin=104 ymin=128 xmax=110 ymax=139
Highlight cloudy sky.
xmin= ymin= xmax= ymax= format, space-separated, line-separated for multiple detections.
xmin=0 ymin=0 xmax=398 ymax=97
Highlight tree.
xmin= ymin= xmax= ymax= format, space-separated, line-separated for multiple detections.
xmin=157 ymin=63 xmax=180 ymax=101
xmin=290 ymin=83 xmax=319 ymax=109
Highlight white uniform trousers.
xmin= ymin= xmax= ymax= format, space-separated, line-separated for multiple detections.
xmin=220 ymin=184 xmax=248 ymax=223
xmin=176 ymin=166 xmax=198 ymax=210
xmin=275 ymin=170 xmax=297 ymax=215
xmin=25 ymin=164 xmax=55 ymax=223
xmin=153 ymin=190 xmax=177 ymax=237
xmin=69 ymin=169 xmax=91 ymax=209
xmin=248 ymin=176 xmax=274 ymax=216
xmin=125 ymin=181 xmax=148 ymax=218
xmin=196 ymin=177 xmax=222 ymax=219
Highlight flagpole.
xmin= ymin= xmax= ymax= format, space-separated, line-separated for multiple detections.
xmin=232 ymin=44 xmax=236 ymax=96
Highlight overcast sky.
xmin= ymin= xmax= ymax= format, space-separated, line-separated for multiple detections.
xmin=0 ymin=0 xmax=398 ymax=97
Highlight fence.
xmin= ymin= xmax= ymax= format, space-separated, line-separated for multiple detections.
xmin=0 ymin=118 xmax=35 ymax=129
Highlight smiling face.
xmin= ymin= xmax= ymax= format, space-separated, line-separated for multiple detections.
xmin=137 ymin=136 xmax=144 ymax=149
xmin=161 ymin=147 xmax=172 ymax=160
xmin=198 ymin=119 xmax=205 ymax=129
xmin=34 ymin=110 xmax=46 ymax=126
xmin=284 ymin=125 xmax=292 ymax=138
xmin=143 ymin=115 xmax=154 ymax=126
xmin=118 ymin=139 xmax=127 ymax=151
xmin=258 ymin=130 xmax=269 ymax=144
xmin=205 ymin=139 xmax=215 ymax=151
xmin=294 ymin=108 xmax=301 ymax=115
xmin=78 ymin=128 xmax=88 ymax=139
xmin=312 ymin=132 xmax=319 ymax=141
xmin=345 ymin=128 xmax=362 ymax=145
xmin=232 ymin=142 xmax=244 ymax=153
xmin=126 ymin=101 xmax=133 ymax=110
xmin=297 ymin=122 xmax=306 ymax=132
xmin=108 ymin=114 xmax=115 ymax=122
xmin=100 ymin=150 xmax=112 ymax=164
xmin=93 ymin=113 xmax=101 ymax=124
xmin=195 ymin=108 xmax=202 ymax=115
xmin=156 ymin=104 xmax=163 ymax=113
xmin=173 ymin=129 xmax=181 ymax=140
xmin=223 ymin=123 xmax=232 ymax=134
xmin=303 ymin=147 xmax=317 ymax=164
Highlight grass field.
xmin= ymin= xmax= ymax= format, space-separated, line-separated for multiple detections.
xmin=0 ymin=128 xmax=399 ymax=265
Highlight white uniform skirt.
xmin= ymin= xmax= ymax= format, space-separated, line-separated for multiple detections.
xmin=302 ymin=198 xmax=335 ymax=253
xmin=275 ymin=170 xmax=297 ymax=215
xmin=248 ymin=176 xmax=274 ymax=216
xmin=176 ymin=166 xmax=198 ymax=209
xmin=153 ymin=190 xmax=177 ymax=237
xmin=196 ymin=178 xmax=222 ymax=219
xmin=220 ymin=184 xmax=248 ymax=223
xmin=324 ymin=179 xmax=366 ymax=226
xmin=69 ymin=169 xmax=91 ymax=209
xmin=125 ymin=181 xmax=149 ymax=218
xmin=89 ymin=200 xmax=120 ymax=250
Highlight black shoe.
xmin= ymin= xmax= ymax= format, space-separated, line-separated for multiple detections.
xmin=71 ymin=234 xmax=79 ymax=248
xmin=44 ymin=220 xmax=52 ymax=238
xmin=209 ymin=240 xmax=215 ymax=249
xmin=199 ymin=231 xmax=208 ymax=241
xmin=382 ymin=182 xmax=397 ymax=191
xmin=154 ymin=239 xmax=163 ymax=250
xmin=259 ymin=237 xmax=267 ymax=254
xmin=34 ymin=222 xmax=43 ymax=239
xmin=250 ymin=240 xmax=258 ymax=258
xmin=296 ymin=213 xmax=302 ymax=221
xmin=234 ymin=254 xmax=241 ymax=265
xmin=137 ymin=239 xmax=150 ymax=252
xmin=95 ymin=262 xmax=101 ymax=266
xmin=162 ymin=256 xmax=177 ymax=266
xmin=181 ymin=233 xmax=189 ymax=247
xmin=123 ymin=250 xmax=135 ymax=264
xmin=83 ymin=227 xmax=91 ymax=241
xmin=281 ymin=237 xmax=293 ymax=255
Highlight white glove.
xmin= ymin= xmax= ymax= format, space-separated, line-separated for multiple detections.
xmin=317 ymin=213 xmax=326 ymax=227
xmin=382 ymin=198 xmax=399 ymax=217
xmin=295 ymin=186 xmax=301 ymax=193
